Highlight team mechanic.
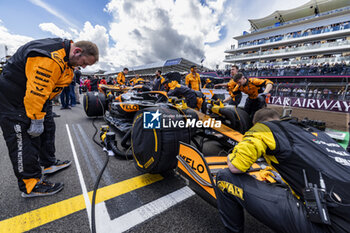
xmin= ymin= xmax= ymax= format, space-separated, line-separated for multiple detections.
xmin=163 ymin=79 xmax=198 ymax=109
xmin=116 ymin=67 xmax=129 ymax=85
xmin=214 ymin=65 xmax=242 ymax=106
xmin=152 ymin=69 xmax=165 ymax=91
xmin=231 ymin=72 xmax=273 ymax=118
xmin=216 ymin=108 xmax=350 ymax=233
xmin=0 ymin=38 xmax=98 ymax=197
xmin=185 ymin=65 xmax=201 ymax=91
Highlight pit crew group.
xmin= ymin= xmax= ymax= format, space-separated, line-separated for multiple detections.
xmin=109 ymin=64 xmax=274 ymax=119
xmin=0 ymin=37 xmax=349 ymax=233
xmin=111 ymin=65 xmax=350 ymax=233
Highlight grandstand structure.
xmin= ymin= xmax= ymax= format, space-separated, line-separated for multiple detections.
xmin=224 ymin=0 xmax=350 ymax=69
xmin=91 ymin=57 xmax=204 ymax=79
xmin=222 ymin=0 xmax=350 ymax=113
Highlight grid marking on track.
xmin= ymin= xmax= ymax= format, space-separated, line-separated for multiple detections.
xmin=0 ymin=173 xmax=163 ymax=233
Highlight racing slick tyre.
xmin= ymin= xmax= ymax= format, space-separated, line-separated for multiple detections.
xmin=219 ymin=106 xmax=252 ymax=134
xmin=131 ymin=106 xmax=190 ymax=174
xmin=83 ymin=92 xmax=106 ymax=117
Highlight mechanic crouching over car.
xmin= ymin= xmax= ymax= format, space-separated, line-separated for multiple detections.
xmin=215 ymin=108 xmax=350 ymax=233
xmin=0 ymin=38 xmax=98 ymax=197
xmin=231 ymin=73 xmax=273 ymax=118
xmin=162 ymin=78 xmax=198 ymax=109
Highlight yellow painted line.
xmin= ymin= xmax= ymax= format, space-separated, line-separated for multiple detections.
xmin=0 ymin=173 xmax=163 ymax=233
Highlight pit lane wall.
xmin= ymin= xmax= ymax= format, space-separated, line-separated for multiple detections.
xmin=268 ymin=96 xmax=350 ymax=113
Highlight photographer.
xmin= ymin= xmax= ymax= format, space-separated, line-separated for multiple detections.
xmin=216 ymin=108 xmax=350 ymax=233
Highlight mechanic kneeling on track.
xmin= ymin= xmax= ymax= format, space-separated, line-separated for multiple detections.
xmin=231 ymin=73 xmax=273 ymax=118
xmin=0 ymin=38 xmax=98 ymax=197
xmin=215 ymin=108 xmax=350 ymax=233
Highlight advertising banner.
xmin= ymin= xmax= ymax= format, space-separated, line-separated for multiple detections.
xmin=269 ymin=96 xmax=350 ymax=113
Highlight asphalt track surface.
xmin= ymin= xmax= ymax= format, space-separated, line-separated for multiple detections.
xmin=0 ymin=96 xmax=274 ymax=233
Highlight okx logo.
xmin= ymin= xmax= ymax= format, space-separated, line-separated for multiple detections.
xmin=143 ymin=110 xmax=161 ymax=129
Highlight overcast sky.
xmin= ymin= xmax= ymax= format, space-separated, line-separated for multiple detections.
xmin=0 ymin=0 xmax=310 ymax=71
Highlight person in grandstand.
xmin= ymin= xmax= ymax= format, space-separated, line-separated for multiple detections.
xmin=214 ymin=65 xmax=242 ymax=106
xmin=0 ymin=38 xmax=98 ymax=197
xmin=185 ymin=65 xmax=201 ymax=91
xmin=152 ymin=69 xmax=165 ymax=91
xmin=216 ymin=108 xmax=350 ymax=233
xmin=163 ymin=79 xmax=198 ymax=109
xmin=231 ymin=72 xmax=273 ymax=118
xmin=116 ymin=67 xmax=128 ymax=85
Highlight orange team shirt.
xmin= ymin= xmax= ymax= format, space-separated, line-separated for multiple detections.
xmin=231 ymin=78 xmax=273 ymax=99
xmin=185 ymin=73 xmax=201 ymax=91
xmin=117 ymin=72 xmax=125 ymax=85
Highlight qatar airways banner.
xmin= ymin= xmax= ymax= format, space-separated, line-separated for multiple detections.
xmin=269 ymin=96 xmax=350 ymax=113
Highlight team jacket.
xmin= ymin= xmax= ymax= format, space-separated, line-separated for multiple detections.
xmin=134 ymin=78 xmax=145 ymax=85
xmin=227 ymin=79 xmax=237 ymax=100
xmin=231 ymin=78 xmax=273 ymax=99
xmin=0 ymin=38 xmax=74 ymax=119
xmin=152 ymin=75 xmax=165 ymax=91
xmin=229 ymin=120 xmax=350 ymax=232
xmin=167 ymin=81 xmax=197 ymax=103
xmin=117 ymin=72 xmax=126 ymax=85
xmin=129 ymin=78 xmax=136 ymax=86
xmin=185 ymin=72 xmax=201 ymax=91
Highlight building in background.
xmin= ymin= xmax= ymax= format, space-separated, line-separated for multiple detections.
xmin=223 ymin=0 xmax=350 ymax=109
xmin=224 ymin=0 xmax=350 ymax=70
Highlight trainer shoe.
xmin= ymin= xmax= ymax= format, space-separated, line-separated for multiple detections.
xmin=52 ymin=112 xmax=60 ymax=118
xmin=21 ymin=180 xmax=64 ymax=198
xmin=43 ymin=160 xmax=72 ymax=175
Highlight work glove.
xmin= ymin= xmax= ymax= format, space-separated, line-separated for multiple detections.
xmin=27 ymin=119 xmax=44 ymax=137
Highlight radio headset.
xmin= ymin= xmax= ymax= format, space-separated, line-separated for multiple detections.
xmin=302 ymin=169 xmax=331 ymax=225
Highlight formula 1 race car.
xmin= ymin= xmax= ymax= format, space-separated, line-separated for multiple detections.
xmin=84 ymin=83 xmax=171 ymax=157
xmin=84 ymin=84 xmax=169 ymax=130
xmin=83 ymin=79 xmax=253 ymax=173
xmin=84 ymin=79 xmax=287 ymax=209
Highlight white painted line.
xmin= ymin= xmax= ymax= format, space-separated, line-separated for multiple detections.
xmin=96 ymin=186 xmax=195 ymax=233
xmin=66 ymin=124 xmax=92 ymax=230
xmin=94 ymin=202 xmax=111 ymax=233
